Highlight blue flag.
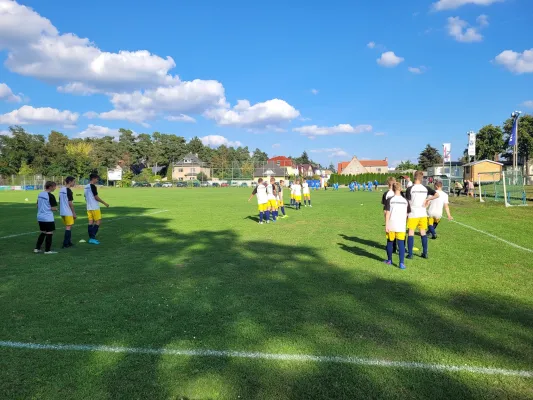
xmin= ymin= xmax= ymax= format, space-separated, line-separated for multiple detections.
xmin=509 ymin=116 xmax=518 ymax=146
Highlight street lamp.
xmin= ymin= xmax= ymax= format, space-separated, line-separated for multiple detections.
xmin=511 ymin=111 xmax=522 ymax=171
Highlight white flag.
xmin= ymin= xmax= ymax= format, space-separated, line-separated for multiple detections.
xmin=443 ymin=143 xmax=451 ymax=163
xmin=468 ymin=133 xmax=476 ymax=157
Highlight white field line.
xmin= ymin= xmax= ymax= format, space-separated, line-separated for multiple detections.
xmin=0 ymin=210 xmax=169 ymax=240
xmin=452 ymin=220 xmax=533 ymax=254
xmin=0 ymin=340 xmax=531 ymax=378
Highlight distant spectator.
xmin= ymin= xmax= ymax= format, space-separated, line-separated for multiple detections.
xmin=454 ymin=180 xmax=463 ymax=197
xmin=468 ymin=180 xmax=475 ymax=197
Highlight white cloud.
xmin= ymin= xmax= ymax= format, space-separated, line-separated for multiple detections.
xmin=85 ymin=109 xmax=155 ymax=127
xmin=0 ymin=129 xmax=11 ymax=136
xmin=294 ymin=123 xmax=372 ymax=138
xmin=447 ymin=16 xmax=485 ymax=43
xmin=0 ymin=0 xmax=178 ymax=92
xmin=200 ymin=135 xmax=242 ymax=148
xmin=272 ymin=143 xmax=281 ymax=148
xmin=205 ymin=98 xmax=299 ymax=128
xmin=522 ymin=100 xmax=533 ymax=109
xmin=310 ymin=88 xmax=319 ymax=95
xmin=310 ymin=148 xmax=349 ymax=157
xmin=374 ymin=132 xmax=386 ymax=136
xmin=165 ymin=114 xmax=196 ymax=123
xmin=367 ymin=42 xmax=376 ymax=49
xmin=57 ymin=82 xmax=99 ymax=95
xmin=377 ymin=52 xmax=404 ymax=67
xmin=432 ymin=0 xmax=503 ymax=11
xmin=0 ymin=82 xmax=22 ymax=102
xmin=477 ymin=14 xmax=489 ymax=26
xmin=494 ymin=49 xmax=533 ymax=74
xmin=408 ymin=66 xmax=427 ymax=74
xmin=0 ymin=105 xmax=78 ymax=126
xmin=78 ymin=124 xmax=121 ymax=138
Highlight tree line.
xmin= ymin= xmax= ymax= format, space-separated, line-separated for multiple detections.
xmin=0 ymin=126 xmax=327 ymax=181
xmin=395 ymin=114 xmax=533 ymax=171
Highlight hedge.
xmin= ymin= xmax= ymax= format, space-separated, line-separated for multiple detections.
xmin=328 ymin=172 xmax=414 ymax=186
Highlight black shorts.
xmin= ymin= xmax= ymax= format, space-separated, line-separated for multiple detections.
xmin=38 ymin=221 xmax=56 ymax=232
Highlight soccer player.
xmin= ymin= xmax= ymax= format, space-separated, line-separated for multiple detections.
xmin=85 ymin=173 xmax=109 ymax=245
xmin=266 ymin=177 xmax=278 ymax=222
xmin=248 ymin=178 xmax=268 ymax=224
xmin=278 ymin=180 xmax=288 ymax=218
xmin=292 ymin=179 xmax=302 ymax=209
xmin=385 ymin=182 xmax=411 ymax=269
xmin=405 ymin=171 xmax=439 ymax=259
xmin=381 ymin=177 xmax=396 ymax=220
xmin=302 ymin=180 xmax=312 ymax=207
xmin=405 ymin=176 xmax=413 ymax=189
xmin=427 ymin=181 xmax=453 ymax=239
xmin=59 ymin=176 xmax=77 ymax=248
xmin=290 ymin=182 xmax=295 ymax=206
xmin=34 ymin=181 xmax=58 ymax=254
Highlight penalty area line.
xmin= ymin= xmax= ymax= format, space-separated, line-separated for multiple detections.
xmin=0 ymin=340 xmax=532 ymax=378
xmin=452 ymin=220 xmax=533 ymax=254
xmin=0 ymin=209 xmax=169 ymax=240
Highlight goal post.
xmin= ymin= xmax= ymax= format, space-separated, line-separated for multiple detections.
xmin=478 ymin=170 xmax=527 ymax=206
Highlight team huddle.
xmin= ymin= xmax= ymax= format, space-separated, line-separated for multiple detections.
xmin=248 ymin=178 xmax=312 ymax=224
xmin=34 ymin=173 xmax=109 ymax=254
xmin=382 ymin=171 xmax=452 ymax=269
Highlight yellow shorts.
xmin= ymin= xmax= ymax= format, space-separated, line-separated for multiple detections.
xmin=62 ymin=216 xmax=75 ymax=226
xmin=268 ymin=199 xmax=278 ymax=209
xmin=258 ymin=203 xmax=268 ymax=212
xmin=290 ymin=194 xmax=294 ymax=199
xmin=386 ymin=231 xmax=406 ymax=241
xmin=428 ymin=217 xmax=441 ymax=225
xmin=278 ymin=200 xmax=283 ymax=207
xmin=87 ymin=209 xmax=102 ymax=222
xmin=303 ymin=192 xmax=311 ymax=198
xmin=407 ymin=217 xmax=428 ymax=231
xmin=294 ymin=195 xmax=302 ymax=202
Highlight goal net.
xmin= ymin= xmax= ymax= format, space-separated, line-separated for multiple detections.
xmin=478 ymin=171 xmax=527 ymax=206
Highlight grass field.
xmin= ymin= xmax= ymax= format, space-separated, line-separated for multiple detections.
xmin=1 ymin=187 xmax=532 ymax=400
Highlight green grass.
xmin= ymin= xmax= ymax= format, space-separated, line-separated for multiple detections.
xmin=1 ymin=187 xmax=532 ymax=400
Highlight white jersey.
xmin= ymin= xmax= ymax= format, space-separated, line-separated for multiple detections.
xmin=385 ymin=195 xmax=411 ymax=233
xmin=406 ymin=180 xmax=413 ymax=188
xmin=37 ymin=191 xmax=57 ymax=222
xmin=277 ymin=184 xmax=284 ymax=200
xmin=406 ymin=183 xmax=437 ymax=218
xmin=59 ymin=187 xmax=74 ymax=216
xmin=381 ymin=189 xmax=395 ymax=209
xmin=292 ymin=184 xmax=302 ymax=196
xmin=84 ymin=184 xmax=100 ymax=211
xmin=302 ymin=182 xmax=310 ymax=194
xmin=428 ymin=189 xmax=449 ymax=219
xmin=253 ymin=183 xmax=268 ymax=204
xmin=266 ymin=183 xmax=276 ymax=200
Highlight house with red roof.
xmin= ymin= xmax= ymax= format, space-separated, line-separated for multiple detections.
xmin=338 ymin=156 xmax=389 ymax=175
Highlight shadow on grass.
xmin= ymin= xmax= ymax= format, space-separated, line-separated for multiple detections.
xmin=0 ymin=203 xmax=532 ymax=399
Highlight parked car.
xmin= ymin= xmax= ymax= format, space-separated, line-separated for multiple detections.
xmin=176 ymin=182 xmax=187 ymax=187
xmin=153 ymin=182 xmax=163 ymax=187
xmin=200 ymin=182 xmax=209 ymax=187
xmin=193 ymin=182 xmax=200 ymax=187
xmin=162 ymin=182 xmax=173 ymax=188
xmin=212 ymin=182 xmax=220 ymax=187
xmin=221 ymin=183 xmax=229 ymax=187
xmin=133 ymin=182 xmax=151 ymax=187
xmin=240 ymin=182 xmax=248 ymax=187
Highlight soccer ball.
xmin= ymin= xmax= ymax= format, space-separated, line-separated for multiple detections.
xmin=24 ymin=198 xmax=28 ymax=202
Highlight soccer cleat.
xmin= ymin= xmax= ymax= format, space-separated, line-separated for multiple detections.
xmin=407 ymin=255 xmax=413 ymax=260
xmin=259 ymin=221 xmax=263 ymax=225
xmin=44 ymin=251 xmax=58 ymax=255
xmin=266 ymin=220 xmax=270 ymax=224
xmin=88 ymin=238 xmax=100 ymax=245
xmin=431 ymin=235 xmax=437 ymax=240
xmin=421 ymin=253 xmax=428 ymax=259
xmin=399 ymin=263 xmax=406 ymax=270
xmin=33 ymin=249 xmax=42 ymax=254
xmin=281 ymin=215 xmax=288 ymax=219
xmin=383 ymin=260 xmax=392 ymax=266
xmin=309 ymin=205 xmax=312 ymax=207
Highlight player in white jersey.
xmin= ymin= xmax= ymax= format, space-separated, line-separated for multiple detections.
xmin=248 ymin=178 xmax=269 ymax=224
xmin=277 ymin=180 xmax=288 ymax=218
xmin=292 ymin=179 xmax=302 ymax=210
xmin=34 ymin=181 xmax=58 ymax=254
xmin=266 ymin=177 xmax=278 ymax=222
xmin=302 ymin=181 xmax=312 ymax=207
xmin=85 ymin=173 xmax=109 ymax=245
xmin=290 ymin=182 xmax=295 ymax=206
xmin=385 ymin=182 xmax=411 ymax=269
xmin=427 ymin=180 xmax=453 ymax=239
xmin=405 ymin=171 xmax=439 ymax=259
xmin=59 ymin=176 xmax=77 ymax=248
xmin=405 ymin=176 xmax=413 ymax=189
xmin=381 ymin=176 xmax=397 ymax=252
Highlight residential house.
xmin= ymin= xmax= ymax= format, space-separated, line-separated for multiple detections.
xmin=267 ymin=156 xmax=293 ymax=167
xmin=253 ymin=165 xmax=286 ymax=181
xmin=296 ymin=164 xmax=316 ymax=177
xmin=463 ymin=160 xmax=503 ymax=183
xmin=338 ymin=156 xmax=389 ymax=175
xmin=172 ymin=153 xmax=210 ymax=181
xmin=359 ymin=158 xmax=388 ymax=173
xmin=337 ymin=161 xmax=350 ymax=174
xmin=427 ymin=162 xmax=463 ymax=179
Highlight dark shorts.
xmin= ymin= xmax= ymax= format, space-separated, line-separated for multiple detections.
xmin=38 ymin=221 xmax=56 ymax=232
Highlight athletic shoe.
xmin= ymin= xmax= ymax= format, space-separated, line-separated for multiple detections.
xmin=272 ymin=219 xmax=277 ymax=223
xmin=62 ymin=243 xmax=73 ymax=249
xmin=383 ymin=260 xmax=392 ymax=266
xmin=309 ymin=205 xmax=312 ymax=207
xmin=407 ymin=255 xmax=413 ymax=260
xmin=281 ymin=215 xmax=288 ymax=219
xmin=421 ymin=253 xmax=428 ymax=259
xmin=399 ymin=263 xmax=406 ymax=270
xmin=431 ymin=235 xmax=437 ymax=240
xmin=33 ymin=249 xmax=42 ymax=254
xmin=88 ymin=238 xmax=100 ymax=245
xmin=266 ymin=220 xmax=270 ymax=224
xmin=304 ymin=205 xmax=307 ymax=207
xmin=259 ymin=221 xmax=263 ymax=225
xmin=44 ymin=251 xmax=58 ymax=255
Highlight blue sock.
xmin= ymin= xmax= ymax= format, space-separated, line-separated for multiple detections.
xmin=259 ymin=212 xmax=263 ymax=222
xmin=433 ymin=222 xmax=439 ymax=232
xmin=392 ymin=240 xmax=397 ymax=253
xmin=93 ymin=225 xmax=99 ymax=238
xmin=309 ymin=200 xmax=311 ymax=205
xmin=386 ymin=240 xmax=393 ymax=261
xmin=408 ymin=236 xmax=414 ymax=256
xmin=281 ymin=206 xmax=285 ymax=215
xmin=421 ymin=235 xmax=428 ymax=255
xmin=398 ymin=240 xmax=406 ymax=264
xmin=265 ymin=210 xmax=270 ymax=221
xmin=304 ymin=199 xmax=307 ymax=206
xmin=428 ymin=225 xmax=436 ymax=237
xmin=88 ymin=225 xmax=94 ymax=239
xmin=273 ymin=211 xmax=277 ymax=221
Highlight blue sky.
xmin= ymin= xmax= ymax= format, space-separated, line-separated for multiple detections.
xmin=0 ymin=0 xmax=532 ymax=167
